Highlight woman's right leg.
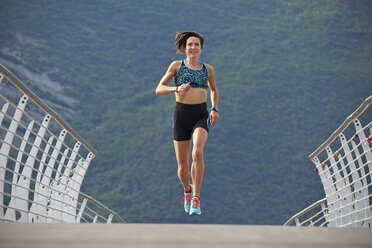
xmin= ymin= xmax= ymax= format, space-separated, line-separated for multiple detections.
xmin=174 ymin=139 xmax=192 ymax=191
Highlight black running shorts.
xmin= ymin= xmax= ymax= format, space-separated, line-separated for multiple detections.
xmin=173 ymin=102 xmax=210 ymax=141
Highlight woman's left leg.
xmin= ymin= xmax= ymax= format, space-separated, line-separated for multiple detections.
xmin=191 ymin=127 xmax=208 ymax=197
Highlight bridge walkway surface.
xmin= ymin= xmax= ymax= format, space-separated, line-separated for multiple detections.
xmin=1 ymin=223 xmax=371 ymax=248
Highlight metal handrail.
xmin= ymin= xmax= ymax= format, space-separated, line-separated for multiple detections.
xmin=78 ymin=192 xmax=125 ymax=223
xmin=0 ymin=64 xmax=97 ymax=159
xmin=309 ymin=95 xmax=372 ymax=160
xmin=284 ymin=198 xmax=327 ymax=226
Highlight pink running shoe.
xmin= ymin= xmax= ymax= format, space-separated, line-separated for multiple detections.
xmin=181 ymin=184 xmax=193 ymax=213
xmin=189 ymin=196 xmax=201 ymax=215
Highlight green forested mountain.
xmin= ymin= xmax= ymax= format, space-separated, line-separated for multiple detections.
xmin=0 ymin=0 xmax=371 ymax=224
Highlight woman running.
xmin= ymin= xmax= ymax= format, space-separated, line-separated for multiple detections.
xmin=156 ymin=31 xmax=219 ymax=215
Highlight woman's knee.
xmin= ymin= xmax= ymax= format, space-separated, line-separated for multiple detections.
xmin=192 ymin=147 xmax=204 ymax=161
xmin=177 ymin=163 xmax=189 ymax=175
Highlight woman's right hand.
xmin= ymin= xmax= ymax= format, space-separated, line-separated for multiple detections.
xmin=177 ymin=82 xmax=191 ymax=93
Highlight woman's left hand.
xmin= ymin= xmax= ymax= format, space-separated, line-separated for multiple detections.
xmin=210 ymin=110 xmax=219 ymax=126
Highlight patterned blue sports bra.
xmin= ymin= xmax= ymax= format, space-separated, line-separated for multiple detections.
xmin=174 ymin=60 xmax=209 ymax=89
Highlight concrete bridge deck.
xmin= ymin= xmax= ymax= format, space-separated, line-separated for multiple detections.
xmin=1 ymin=223 xmax=371 ymax=248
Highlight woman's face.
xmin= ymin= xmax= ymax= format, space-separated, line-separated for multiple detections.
xmin=185 ymin=36 xmax=202 ymax=59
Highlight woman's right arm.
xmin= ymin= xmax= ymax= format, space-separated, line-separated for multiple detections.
xmin=155 ymin=61 xmax=179 ymax=95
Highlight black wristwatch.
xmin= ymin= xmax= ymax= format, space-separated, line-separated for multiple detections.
xmin=211 ymin=107 xmax=219 ymax=113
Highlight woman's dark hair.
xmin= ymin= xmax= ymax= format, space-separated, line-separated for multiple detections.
xmin=175 ymin=31 xmax=204 ymax=54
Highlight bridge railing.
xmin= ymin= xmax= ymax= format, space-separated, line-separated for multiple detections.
xmin=0 ymin=64 xmax=123 ymax=223
xmin=284 ymin=198 xmax=328 ymax=226
xmin=285 ymin=95 xmax=372 ymax=227
xmin=77 ymin=192 xmax=125 ymax=223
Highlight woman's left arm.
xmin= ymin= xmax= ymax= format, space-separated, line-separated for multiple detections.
xmin=207 ymin=64 xmax=219 ymax=125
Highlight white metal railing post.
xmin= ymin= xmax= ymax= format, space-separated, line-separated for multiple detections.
xmin=62 ymin=142 xmax=81 ymax=223
xmin=27 ymin=115 xmax=51 ymax=223
xmin=107 ymin=214 xmax=113 ymax=224
xmin=325 ymin=146 xmax=351 ymax=226
xmin=47 ymin=148 xmax=69 ymax=222
xmin=339 ymin=133 xmax=365 ymax=227
xmin=313 ymin=157 xmax=336 ymax=226
xmin=93 ymin=215 xmax=98 ymax=223
xmin=4 ymin=121 xmax=33 ymax=221
xmin=1 ymin=95 xmax=29 ymax=221
xmin=76 ymin=197 xmax=88 ymax=223
xmin=68 ymin=153 xmax=93 ymax=221
xmin=353 ymin=119 xmax=372 ymax=227
xmin=0 ymin=103 xmax=8 ymax=220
